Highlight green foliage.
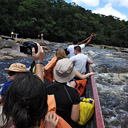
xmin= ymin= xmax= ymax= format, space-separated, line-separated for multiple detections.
xmin=0 ymin=0 xmax=128 ymax=47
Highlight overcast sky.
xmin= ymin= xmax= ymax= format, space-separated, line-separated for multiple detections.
xmin=65 ymin=0 xmax=128 ymax=21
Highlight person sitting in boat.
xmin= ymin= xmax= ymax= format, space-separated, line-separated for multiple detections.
xmin=2 ymin=43 xmax=71 ymax=128
xmin=46 ymin=58 xmax=81 ymax=127
xmin=44 ymin=49 xmax=94 ymax=83
xmin=66 ymin=33 xmax=96 ymax=58
xmin=2 ymin=73 xmax=59 ymax=128
xmin=70 ymin=45 xmax=93 ymax=75
xmin=56 ymin=49 xmax=67 ymax=62
xmin=0 ymin=63 xmax=27 ymax=104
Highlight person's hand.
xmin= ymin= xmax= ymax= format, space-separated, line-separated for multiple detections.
xmin=10 ymin=125 xmax=15 ymax=128
xmin=44 ymin=112 xmax=59 ymax=128
xmin=90 ymin=72 xmax=94 ymax=75
xmin=91 ymin=33 xmax=96 ymax=37
xmin=32 ymin=43 xmax=44 ymax=62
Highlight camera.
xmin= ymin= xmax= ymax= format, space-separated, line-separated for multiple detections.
xmin=20 ymin=41 xmax=38 ymax=55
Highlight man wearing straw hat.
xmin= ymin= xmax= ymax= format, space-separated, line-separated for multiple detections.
xmin=0 ymin=63 xmax=27 ymax=98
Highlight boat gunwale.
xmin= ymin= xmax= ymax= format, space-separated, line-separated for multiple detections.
xmin=88 ymin=64 xmax=104 ymax=128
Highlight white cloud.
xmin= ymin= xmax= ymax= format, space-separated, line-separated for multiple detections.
xmin=118 ymin=0 xmax=128 ymax=7
xmin=105 ymin=0 xmax=128 ymax=7
xmin=93 ymin=3 xmax=127 ymax=21
xmin=71 ymin=0 xmax=99 ymax=7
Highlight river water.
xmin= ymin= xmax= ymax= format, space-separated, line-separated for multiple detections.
xmin=0 ymin=42 xmax=128 ymax=128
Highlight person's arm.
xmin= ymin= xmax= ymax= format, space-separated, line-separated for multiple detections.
xmin=78 ymin=33 xmax=96 ymax=46
xmin=84 ymin=33 xmax=96 ymax=47
xmin=88 ymin=60 xmax=93 ymax=64
xmin=71 ymin=104 xmax=80 ymax=122
xmin=75 ymin=71 xmax=94 ymax=80
xmin=32 ymin=43 xmax=44 ymax=82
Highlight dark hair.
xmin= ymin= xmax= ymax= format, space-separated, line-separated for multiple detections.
xmin=3 ymin=72 xmax=48 ymax=128
xmin=74 ymin=45 xmax=81 ymax=52
xmin=73 ymin=39 xmax=78 ymax=45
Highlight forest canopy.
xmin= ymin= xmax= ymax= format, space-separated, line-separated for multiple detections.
xmin=0 ymin=0 xmax=128 ymax=47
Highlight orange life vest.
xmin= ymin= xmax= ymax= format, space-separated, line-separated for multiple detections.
xmin=40 ymin=95 xmax=72 ymax=128
xmin=44 ymin=56 xmax=57 ymax=83
xmin=75 ymin=79 xmax=87 ymax=97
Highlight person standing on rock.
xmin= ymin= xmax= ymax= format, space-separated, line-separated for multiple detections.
xmin=11 ymin=31 xmax=14 ymax=39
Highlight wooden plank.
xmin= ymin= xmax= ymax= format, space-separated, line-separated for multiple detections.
xmin=88 ymin=64 xmax=104 ymax=128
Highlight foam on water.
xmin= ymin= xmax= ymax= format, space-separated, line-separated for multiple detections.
xmin=94 ymin=72 xmax=128 ymax=128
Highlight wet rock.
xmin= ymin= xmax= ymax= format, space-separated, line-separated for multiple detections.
xmin=0 ymin=55 xmax=14 ymax=60
xmin=0 ymin=40 xmax=19 ymax=50
xmin=38 ymin=40 xmax=52 ymax=46
xmin=54 ymin=44 xmax=62 ymax=48
xmin=0 ymin=48 xmax=28 ymax=58
xmin=120 ymin=48 xmax=128 ymax=53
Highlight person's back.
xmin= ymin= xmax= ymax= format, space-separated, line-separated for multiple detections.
xmin=47 ymin=82 xmax=79 ymax=123
xmin=46 ymin=58 xmax=80 ymax=127
xmin=70 ymin=53 xmax=89 ymax=74
xmin=70 ymin=45 xmax=92 ymax=74
xmin=2 ymin=72 xmax=48 ymax=128
xmin=67 ymin=44 xmax=85 ymax=58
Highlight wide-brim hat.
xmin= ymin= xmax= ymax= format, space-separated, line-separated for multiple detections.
xmin=5 ymin=63 xmax=27 ymax=72
xmin=54 ymin=58 xmax=76 ymax=83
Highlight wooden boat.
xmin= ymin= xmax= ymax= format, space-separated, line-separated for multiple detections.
xmin=44 ymin=59 xmax=105 ymax=128
xmin=0 ymin=62 xmax=104 ymax=128
xmin=44 ymin=57 xmax=105 ymax=128
xmin=83 ymin=63 xmax=104 ymax=128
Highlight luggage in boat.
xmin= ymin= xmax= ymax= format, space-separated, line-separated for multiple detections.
xmin=78 ymin=98 xmax=94 ymax=125
xmin=75 ymin=79 xmax=87 ymax=96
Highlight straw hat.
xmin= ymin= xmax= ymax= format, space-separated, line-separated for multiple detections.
xmin=54 ymin=58 xmax=76 ymax=83
xmin=5 ymin=63 xmax=27 ymax=72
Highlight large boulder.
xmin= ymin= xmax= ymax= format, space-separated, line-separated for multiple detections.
xmin=38 ymin=40 xmax=52 ymax=46
xmin=0 ymin=48 xmax=28 ymax=58
xmin=0 ymin=40 xmax=19 ymax=50
xmin=0 ymin=55 xmax=14 ymax=60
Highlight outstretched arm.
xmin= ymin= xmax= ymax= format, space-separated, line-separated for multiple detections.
xmin=75 ymin=71 xmax=94 ymax=80
xmin=84 ymin=33 xmax=96 ymax=47
xmin=69 ymin=71 xmax=94 ymax=88
xmin=78 ymin=33 xmax=96 ymax=46
xmin=32 ymin=43 xmax=44 ymax=82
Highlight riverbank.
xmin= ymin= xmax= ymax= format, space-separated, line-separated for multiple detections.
xmin=1 ymin=36 xmax=128 ymax=61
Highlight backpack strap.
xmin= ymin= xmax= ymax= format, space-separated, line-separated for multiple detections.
xmin=64 ymin=86 xmax=73 ymax=104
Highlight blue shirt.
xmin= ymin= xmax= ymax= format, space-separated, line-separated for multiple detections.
xmin=0 ymin=80 xmax=13 ymax=96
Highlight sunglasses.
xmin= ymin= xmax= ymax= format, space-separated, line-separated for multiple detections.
xmin=8 ymin=71 xmax=16 ymax=76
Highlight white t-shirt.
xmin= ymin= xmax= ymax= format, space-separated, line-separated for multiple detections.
xmin=70 ymin=53 xmax=89 ymax=74
xmin=67 ymin=44 xmax=85 ymax=58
